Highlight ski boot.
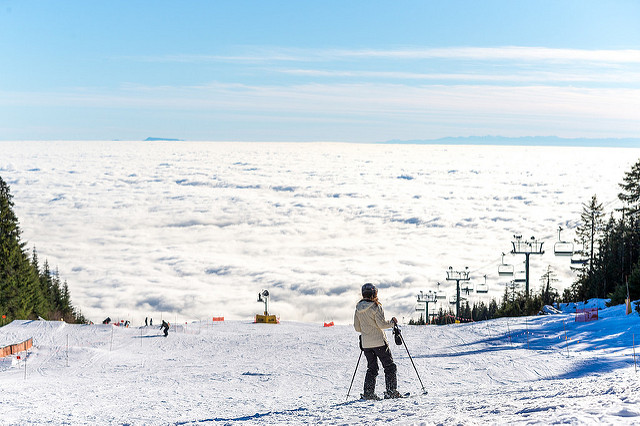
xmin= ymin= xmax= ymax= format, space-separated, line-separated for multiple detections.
xmin=361 ymin=392 xmax=381 ymax=401
xmin=383 ymin=390 xmax=405 ymax=399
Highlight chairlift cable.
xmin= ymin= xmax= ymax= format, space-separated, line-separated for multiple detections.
xmin=468 ymin=256 xmax=503 ymax=275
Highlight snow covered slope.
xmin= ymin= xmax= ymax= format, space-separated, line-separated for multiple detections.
xmin=2 ymin=305 xmax=640 ymax=425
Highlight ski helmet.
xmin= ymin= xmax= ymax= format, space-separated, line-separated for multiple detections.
xmin=361 ymin=283 xmax=378 ymax=299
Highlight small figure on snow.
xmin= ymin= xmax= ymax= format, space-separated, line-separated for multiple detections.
xmin=102 ymin=317 xmax=111 ymax=325
xmin=145 ymin=317 xmax=148 ymax=326
xmin=150 ymin=318 xmax=153 ymax=326
xmin=353 ymin=283 xmax=402 ymax=400
xmin=160 ymin=320 xmax=170 ymax=337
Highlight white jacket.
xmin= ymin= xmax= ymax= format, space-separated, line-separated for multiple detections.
xmin=353 ymin=299 xmax=394 ymax=348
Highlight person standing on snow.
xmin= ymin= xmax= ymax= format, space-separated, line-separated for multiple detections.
xmin=353 ymin=283 xmax=402 ymax=400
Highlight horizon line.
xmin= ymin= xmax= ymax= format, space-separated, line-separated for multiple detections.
xmin=2 ymin=135 xmax=640 ymax=148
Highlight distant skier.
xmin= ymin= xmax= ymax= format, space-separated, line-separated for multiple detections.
xmin=150 ymin=318 xmax=153 ymax=326
xmin=102 ymin=317 xmax=111 ymax=325
xmin=353 ymin=283 xmax=402 ymax=400
xmin=160 ymin=320 xmax=169 ymax=337
xmin=145 ymin=317 xmax=148 ymax=326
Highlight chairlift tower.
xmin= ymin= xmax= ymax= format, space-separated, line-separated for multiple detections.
xmin=446 ymin=267 xmax=470 ymax=318
xmin=416 ymin=291 xmax=437 ymax=323
xmin=510 ymin=235 xmax=544 ymax=298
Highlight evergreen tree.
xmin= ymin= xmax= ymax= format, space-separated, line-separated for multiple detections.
xmin=0 ymin=175 xmax=38 ymax=320
xmin=62 ymin=281 xmax=72 ymax=315
xmin=618 ymin=158 xmax=640 ymax=209
xmin=598 ymin=158 xmax=640 ymax=306
xmin=618 ymin=159 xmax=640 ymax=284
xmin=574 ymin=195 xmax=605 ymax=299
xmin=0 ymin=175 xmax=85 ymax=323
xmin=488 ymin=299 xmax=498 ymax=318
xmin=540 ymin=265 xmax=559 ymax=306
xmin=461 ymin=301 xmax=472 ymax=320
xmin=471 ymin=301 xmax=490 ymax=321
xmin=41 ymin=260 xmax=54 ymax=308
xmin=31 ymin=247 xmax=51 ymax=315
xmin=598 ymin=215 xmax=624 ymax=295
xmin=409 ymin=313 xmax=426 ymax=325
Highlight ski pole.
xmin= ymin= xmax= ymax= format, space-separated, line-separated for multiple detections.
xmin=346 ymin=350 xmax=363 ymax=401
xmin=395 ymin=325 xmax=428 ymax=395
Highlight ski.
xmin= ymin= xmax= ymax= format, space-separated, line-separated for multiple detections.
xmin=383 ymin=391 xmax=411 ymax=399
xmin=358 ymin=391 xmax=412 ymax=401
xmin=334 ymin=391 xmax=421 ymax=408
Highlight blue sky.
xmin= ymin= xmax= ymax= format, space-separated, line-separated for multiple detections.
xmin=1 ymin=0 xmax=639 ymax=142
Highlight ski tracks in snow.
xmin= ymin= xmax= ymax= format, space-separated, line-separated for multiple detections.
xmin=3 ymin=315 xmax=640 ymax=424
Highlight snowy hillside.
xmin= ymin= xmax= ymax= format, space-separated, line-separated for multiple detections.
xmin=2 ymin=303 xmax=640 ymax=424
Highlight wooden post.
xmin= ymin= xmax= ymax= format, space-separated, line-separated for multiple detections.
xmin=634 ymin=334 xmax=637 ymax=374
xmin=564 ymin=320 xmax=569 ymax=357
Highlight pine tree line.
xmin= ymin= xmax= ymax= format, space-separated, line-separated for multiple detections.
xmin=0 ymin=175 xmax=86 ymax=324
xmin=410 ymin=288 xmax=557 ymax=325
xmin=563 ymin=158 xmax=640 ymax=307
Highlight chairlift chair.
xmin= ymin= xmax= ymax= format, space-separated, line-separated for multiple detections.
xmin=554 ymin=242 xmax=574 ymax=256
xmin=498 ymin=252 xmax=514 ymax=276
xmin=554 ymin=226 xmax=574 ymax=256
xmin=476 ymin=276 xmax=489 ymax=294
xmin=498 ymin=264 xmax=514 ymax=276
xmin=514 ymin=270 xmax=526 ymax=283
xmin=450 ymin=294 xmax=467 ymax=304
xmin=570 ymin=245 xmax=588 ymax=263
xmin=476 ymin=284 xmax=489 ymax=294
xmin=570 ymin=252 xmax=588 ymax=266
xmin=435 ymin=282 xmax=447 ymax=300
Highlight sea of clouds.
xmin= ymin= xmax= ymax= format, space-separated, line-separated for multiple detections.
xmin=1 ymin=141 xmax=638 ymax=325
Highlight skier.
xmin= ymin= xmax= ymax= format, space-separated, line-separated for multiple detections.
xmin=145 ymin=317 xmax=148 ymax=326
xmin=353 ymin=283 xmax=403 ymax=400
xmin=160 ymin=320 xmax=169 ymax=337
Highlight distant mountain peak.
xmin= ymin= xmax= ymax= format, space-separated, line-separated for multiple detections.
xmin=144 ymin=137 xmax=183 ymax=142
xmin=381 ymin=136 xmax=640 ymax=147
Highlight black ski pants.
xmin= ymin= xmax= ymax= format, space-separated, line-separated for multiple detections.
xmin=363 ymin=343 xmax=397 ymax=395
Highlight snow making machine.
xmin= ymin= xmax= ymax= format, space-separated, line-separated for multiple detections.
xmin=255 ymin=289 xmax=278 ymax=324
